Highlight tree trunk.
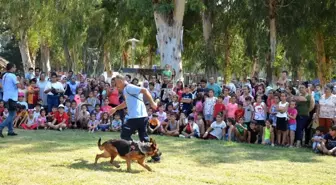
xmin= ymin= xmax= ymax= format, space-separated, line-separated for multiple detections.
xmin=18 ymin=30 xmax=34 ymax=73
xmin=154 ymin=0 xmax=185 ymax=81
xmin=315 ymin=31 xmax=328 ymax=86
xmin=223 ymin=35 xmax=232 ymax=84
xmin=268 ymin=0 xmax=277 ymax=84
xmin=103 ymin=46 xmax=111 ymax=73
xmin=148 ymin=45 xmax=153 ymax=67
xmin=40 ymin=42 xmax=51 ymax=73
xmin=63 ymin=39 xmax=72 ymax=71
xmin=202 ymin=1 xmax=217 ymax=79
xmin=251 ymin=56 xmax=259 ymax=78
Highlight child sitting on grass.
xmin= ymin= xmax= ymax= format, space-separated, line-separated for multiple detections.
xmin=311 ymin=126 xmax=325 ymax=153
xmin=226 ymin=118 xmax=236 ymax=142
xmin=162 ymin=113 xmax=180 ymax=137
xmin=148 ymin=113 xmax=161 ymax=134
xmin=180 ymin=116 xmax=200 ymax=138
xmin=13 ymin=105 xmax=28 ymax=128
xmin=203 ymin=114 xmax=226 ymax=140
xmin=47 ymin=105 xmax=68 ymax=131
xmin=21 ymin=109 xmax=38 ymax=130
xmin=111 ymin=113 xmax=122 ymax=132
xmin=98 ymin=112 xmax=111 ymax=132
xmin=77 ymin=104 xmax=90 ymax=129
xmin=317 ymin=125 xmax=336 ymax=156
xmin=262 ymin=119 xmax=275 ymax=146
xmin=87 ymin=113 xmax=99 ymax=133
xmin=235 ymin=117 xmax=248 ymax=142
xmin=68 ymin=101 xmax=78 ymax=128
xmin=195 ymin=113 xmax=205 ymax=137
xmin=37 ymin=109 xmax=48 ymax=129
xmin=248 ymin=121 xmax=259 ymax=144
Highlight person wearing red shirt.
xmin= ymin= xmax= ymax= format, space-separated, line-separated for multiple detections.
xmin=47 ymin=104 xmax=68 ymax=131
xmin=235 ymin=102 xmax=245 ymax=122
xmin=213 ymin=95 xmax=226 ymax=120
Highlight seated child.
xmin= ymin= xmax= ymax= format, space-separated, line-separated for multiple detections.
xmin=77 ymin=105 xmax=90 ymax=129
xmin=98 ymin=112 xmax=111 ymax=132
xmin=162 ymin=113 xmax=180 ymax=137
xmin=226 ymin=118 xmax=236 ymax=142
xmin=180 ymin=116 xmax=200 ymax=138
xmin=47 ymin=105 xmax=69 ymax=131
xmin=92 ymin=104 xmax=102 ymax=121
xmin=195 ymin=113 xmax=205 ymax=137
xmin=87 ymin=113 xmax=99 ymax=133
xmin=248 ymin=121 xmax=259 ymax=144
xmin=235 ymin=117 xmax=248 ymax=142
xmin=0 ymin=100 xmax=5 ymax=116
xmin=203 ymin=114 xmax=227 ymax=140
xmin=148 ymin=113 xmax=161 ymax=134
xmin=17 ymin=92 xmax=28 ymax=110
xmin=37 ymin=109 xmax=48 ymax=129
xmin=64 ymin=100 xmax=71 ymax=113
xmin=312 ymin=126 xmax=325 ymax=153
xmin=68 ymin=101 xmax=78 ymax=128
xmin=262 ymin=119 xmax=275 ymax=146
xmin=46 ymin=106 xmax=58 ymax=125
xmin=111 ymin=113 xmax=122 ymax=132
xmin=33 ymin=104 xmax=42 ymax=120
xmin=1 ymin=108 xmax=9 ymax=122
xmin=317 ymin=125 xmax=336 ymax=156
xmin=178 ymin=112 xmax=188 ymax=133
xmin=21 ymin=109 xmax=38 ymax=130
xmin=13 ymin=105 xmax=28 ymax=128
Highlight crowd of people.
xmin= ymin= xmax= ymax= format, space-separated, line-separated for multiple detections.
xmin=0 ymin=64 xmax=335 ymax=157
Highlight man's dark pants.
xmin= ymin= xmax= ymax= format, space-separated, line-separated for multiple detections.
xmin=120 ymin=117 xmax=161 ymax=161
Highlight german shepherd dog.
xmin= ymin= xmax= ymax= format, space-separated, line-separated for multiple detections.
xmin=95 ymin=138 xmax=160 ymax=172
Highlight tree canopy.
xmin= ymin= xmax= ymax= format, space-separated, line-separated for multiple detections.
xmin=0 ymin=0 xmax=335 ymax=84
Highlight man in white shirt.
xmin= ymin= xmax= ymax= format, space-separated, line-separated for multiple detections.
xmin=0 ymin=63 xmax=20 ymax=138
xmin=111 ymin=75 xmax=161 ymax=162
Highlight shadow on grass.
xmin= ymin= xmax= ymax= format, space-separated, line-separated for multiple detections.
xmin=160 ymin=138 xmax=323 ymax=166
xmin=52 ymin=159 xmax=142 ymax=173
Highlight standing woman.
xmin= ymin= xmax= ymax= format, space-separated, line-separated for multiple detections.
xmin=294 ymin=83 xmax=314 ymax=147
xmin=317 ymin=83 xmax=336 ymax=129
xmin=44 ymin=73 xmax=65 ymax=113
xmin=0 ymin=63 xmax=19 ymax=137
xmin=174 ymin=80 xmax=184 ymax=101
xmin=108 ymin=78 xmax=120 ymax=107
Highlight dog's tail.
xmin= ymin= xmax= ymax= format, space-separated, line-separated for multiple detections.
xmin=98 ymin=137 xmax=104 ymax=151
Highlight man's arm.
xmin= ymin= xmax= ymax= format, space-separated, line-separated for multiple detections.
xmin=110 ymin=101 xmax=127 ymax=115
xmin=141 ymin=88 xmax=157 ymax=110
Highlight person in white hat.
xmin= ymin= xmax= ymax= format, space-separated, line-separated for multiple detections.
xmin=47 ymin=104 xmax=68 ymax=131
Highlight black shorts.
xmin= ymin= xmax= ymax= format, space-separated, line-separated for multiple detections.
xmin=276 ymin=117 xmax=288 ymax=131
xmin=255 ymin=120 xmax=265 ymax=127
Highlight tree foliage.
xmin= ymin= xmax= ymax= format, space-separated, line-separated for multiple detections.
xmin=0 ymin=0 xmax=334 ymax=82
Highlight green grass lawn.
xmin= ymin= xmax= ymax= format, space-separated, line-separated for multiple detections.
xmin=0 ymin=130 xmax=335 ymax=185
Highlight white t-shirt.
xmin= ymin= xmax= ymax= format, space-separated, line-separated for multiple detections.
xmin=276 ymin=101 xmax=288 ymax=118
xmin=157 ymin=111 xmax=167 ymax=123
xmin=44 ymin=82 xmax=65 ymax=95
xmin=204 ymin=97 xmax=217 ymax=115
xmin=210 ymin=121 xmax=227 ymax=139
xmin=253 ymin=102 xmax=266 ymax=121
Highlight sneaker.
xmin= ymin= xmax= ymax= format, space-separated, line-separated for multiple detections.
xmin=7 ymin=132 xmax=18 ymax=136
xmin=59 ymin=128 xmax=63 ymax=131
xmin=289 ymin=145 xmax=294 ymax=148
xmin=271 ymin=144 xmax=275 ymax=147
xmin=179 ymin=134 xmax=185 ymax=138
xmin=189 ymin=136 xmax=194 ymax=139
